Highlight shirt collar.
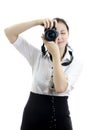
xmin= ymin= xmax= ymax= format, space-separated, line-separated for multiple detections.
xmin=62 ymin=45 xmax=73 ymax=63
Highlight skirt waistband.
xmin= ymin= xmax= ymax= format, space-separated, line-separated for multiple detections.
xmin=30 ymin=91 xmax=68 ymax=99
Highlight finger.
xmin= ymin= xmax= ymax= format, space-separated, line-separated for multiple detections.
xmin=43 ymin=20 xmax=47 ymax=29
xmin=53 ymin=19 xmax=57 ymax=28
xmin=44 ymin=19 xmax=48 ymax=29
xmin=50 ymin=20 xmax=54 ymax=29
xmin=46 ymin=18 xmax=55 ymax=29
xmin=43 ymin=19 xmax=49 ymax=29
xmin=49 ymin=19 xmax=55 ymax=29
xmin=41 ymin=35 xmax=47 ymax=44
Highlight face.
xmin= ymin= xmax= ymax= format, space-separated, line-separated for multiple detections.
xmin=56 ymin=22 xmax=69 ymax=49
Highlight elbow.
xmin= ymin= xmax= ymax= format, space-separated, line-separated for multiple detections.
xmin=4 ymin=28 xmax=9 ymax=37
xmin=55 ymin=83 xmax=68 ymax=93
xmin=54 ymin=77 xmax=68 ymax=93
xmin=4 ymin=28 xmax=11 ymax=42
xmin=4 ymin=28 xmax=18 ymax=43
xmin=56 ymin=89 xmax=65 ymax=93
xmin=4 ymin=28 xmax=11 ymax=37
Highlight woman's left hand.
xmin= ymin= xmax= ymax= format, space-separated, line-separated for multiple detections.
xmin=41 ymin=35 xmax=60 ymax=59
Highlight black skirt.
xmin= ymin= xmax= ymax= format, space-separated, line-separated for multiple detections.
xmin=20 ymin=92 xmax=73 ymax=130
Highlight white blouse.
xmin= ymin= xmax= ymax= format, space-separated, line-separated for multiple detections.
xmin=13 ymin=36 xmax=82 ymax=96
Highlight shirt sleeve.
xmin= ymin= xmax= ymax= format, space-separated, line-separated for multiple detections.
xmin=13 ymin=36 xmax=40 ymax=67
xmin=65 ymin=57 xmax=83 ymax=93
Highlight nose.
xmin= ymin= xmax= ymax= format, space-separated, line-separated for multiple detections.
xmin=57 ymin=33 xmax=62 ymax=40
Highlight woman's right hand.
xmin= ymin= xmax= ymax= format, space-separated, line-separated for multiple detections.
xmin=39 ymin=18 xmax=57 ymax=29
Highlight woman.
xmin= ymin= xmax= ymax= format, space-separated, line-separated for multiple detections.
xmin=4 ymin=18 xmax=82 ymax=130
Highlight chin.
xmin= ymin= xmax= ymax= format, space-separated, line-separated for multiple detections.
xmin=58 ymin=43 xmax=66 ymax=48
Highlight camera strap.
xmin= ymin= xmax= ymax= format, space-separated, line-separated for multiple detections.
xmin=61 ymin=50 xmax=73 ymax=66
xmin=41 ymin=43 xmax=73 ymax=66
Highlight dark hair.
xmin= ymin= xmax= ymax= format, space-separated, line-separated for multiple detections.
xmin=53 ymin=17 xmax=69 ymax=32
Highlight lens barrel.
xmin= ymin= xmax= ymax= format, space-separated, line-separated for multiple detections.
xmin=44 ymin=28 xmax=58 ymax=41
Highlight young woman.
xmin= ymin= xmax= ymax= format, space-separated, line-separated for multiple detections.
xmin=4 ymin=18 xmax=82 ymax=130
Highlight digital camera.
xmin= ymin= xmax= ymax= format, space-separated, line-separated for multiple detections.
xmin=44 ymin=27 xmax=58 ymax=41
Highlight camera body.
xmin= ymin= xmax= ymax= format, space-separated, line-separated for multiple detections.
xmin=44 ymin=27 xmax=58 ymax=41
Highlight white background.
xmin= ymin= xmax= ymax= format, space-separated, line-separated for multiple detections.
xmin=0 ymin=0 xmax=95 ymax=130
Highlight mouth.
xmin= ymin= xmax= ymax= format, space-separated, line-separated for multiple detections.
xmin=58 ymin=41 xmax=63 ymax=45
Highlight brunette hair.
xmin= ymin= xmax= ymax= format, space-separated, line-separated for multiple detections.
xmin=53 ymin=17 xmax=69 ymax=32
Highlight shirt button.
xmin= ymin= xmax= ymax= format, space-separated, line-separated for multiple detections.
xmin=51 ymin=75 xmax=53 ymax=78
xmin=51 ymin=86 xmax=54 ymax=89
xmin=54 ymin=119 xmax=56 ymax=122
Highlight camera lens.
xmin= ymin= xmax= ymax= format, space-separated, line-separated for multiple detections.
xmin=44 ymin=28 xmax=58 ymax=41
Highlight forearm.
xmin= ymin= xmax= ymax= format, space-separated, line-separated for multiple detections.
xmin=53 ymin=57 xmax=68 ymax=93
xmin=4 ymin=19 xmax=42 ymax=43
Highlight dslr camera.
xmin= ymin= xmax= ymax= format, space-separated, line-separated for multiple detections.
xmin=44 ymin=27 xmax=58 ymax=41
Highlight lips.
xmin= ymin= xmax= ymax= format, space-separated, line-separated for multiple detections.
xmin=58 ymin=42 xmax=63 ymax=44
